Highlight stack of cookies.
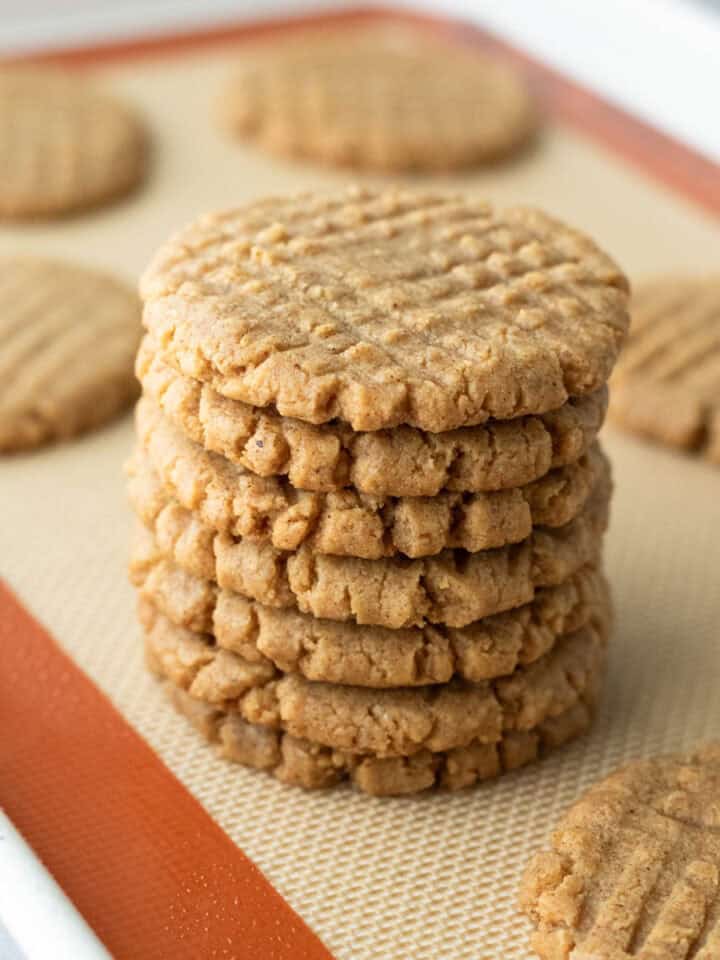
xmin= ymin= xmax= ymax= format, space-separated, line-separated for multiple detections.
xmin=128 ymin=188 xmax=629 ymax=796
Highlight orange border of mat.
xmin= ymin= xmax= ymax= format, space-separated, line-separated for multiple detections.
xmin=0 ymin=581 xmax=333 ymax=960
xmin=9 ymin=6 xmax=720 ymax=217
xmin=1 ymin=7 xmax=719 ymax=958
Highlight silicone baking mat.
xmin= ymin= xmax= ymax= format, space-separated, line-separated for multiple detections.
xmin=1 ymin=10 xmax=719 ymax=959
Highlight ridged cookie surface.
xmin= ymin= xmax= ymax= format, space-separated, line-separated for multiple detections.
xmin=140 ymin=188 xmax=629 ymax=432
xmin=0 ymin=68 xmax=146 ymax=218
xmin=521 ymin=742 xmax=720 ymax=960
xmin=611 ymin=276 xmax=720 ymax=463
xmin=1 ymin=257 xmax=141 ymax=451
xmin=218 ymin=28 xmax=536 ymax=171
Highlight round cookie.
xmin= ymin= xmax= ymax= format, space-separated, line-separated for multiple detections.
xmin=218 ymin=28 xmax=537 ymax=172
xmin=520 ymin=743 xmax=720 ymax=960
xmin=169 ymin=682 xmax=598 ymax=796
xmin=135 ymin=561 xmax=609 ymax=687
xmin=610 ymin=276 xmax=720 ymax=463
xmin=140 ymin=187 xmax=630 ymax=432
xmin=128 ymin=454 xmax=610 ymax=629
xmin=144 ymin=611 xmax=607 ymax=758
xmin=136 ymin=396 xmax=607 ymax=559
xmin=137 ymin=334 xmax=608 ymax=496
xmin=0 ymin=257 xmax=141 ymax=452
xmin=0 ymin=68 xmax=146 ymax=219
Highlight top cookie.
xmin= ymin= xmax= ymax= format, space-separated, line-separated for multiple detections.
xmin=0 ymin=67 xmax=146 ymax=219
xmin=141 ymin=188 xmax=630 ymax=432
xmin=520 ymin=742 xmax=720 ymax=960
xmin=610 ymin=276 xmax=720 ymax=463
xmin=218 ymin=28 xmax=536 ymax=171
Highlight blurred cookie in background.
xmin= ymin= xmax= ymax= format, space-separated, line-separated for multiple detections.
xmin=0 ymin=257 xmax=142 ymax=452
xmin=0 ymin=67 xmax=147 ymax=219
xmin=218 ymin=28 xmax=537 ymax=172
xmin=610 ymin=276 xmax=720 ymax=464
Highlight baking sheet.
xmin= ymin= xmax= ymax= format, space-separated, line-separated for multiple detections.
xmin=1 ymin=23 xmax=719 ymax=959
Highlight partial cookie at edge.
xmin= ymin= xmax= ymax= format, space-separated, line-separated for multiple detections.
xmin=0 ymin=67 xmax=146 ymax=219
xmin=0 ymin=257 xmax=142 ymax=452
xmin=520 ymin=742 xmax=720 ymax=960
xmin=610 ymin=275 xmax=720 ymax=463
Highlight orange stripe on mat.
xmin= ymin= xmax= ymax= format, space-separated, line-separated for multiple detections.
xmin=0 ymin=580 xmax=334 ymax=960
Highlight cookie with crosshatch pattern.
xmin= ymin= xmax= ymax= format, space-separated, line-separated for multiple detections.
xmin=140 ymin=188 xmax=630 ymax=433
xmin=0 ymin=257 xmax=141 ymax=452
xmin=0 ymin=67 xmax=146 ymax=219
xmin=217 ymin=27 xmax=537 ymax=172
xmin=610 ymin=276 xmax=720 ymax=463
xmin=521 ymin=742 xmax=720 ymax=959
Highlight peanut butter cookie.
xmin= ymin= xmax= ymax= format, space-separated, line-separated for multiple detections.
xmin=140 ymin=188 xmax=629 ymax=432
xmin=0 ymin=257 xmax=141 ymax=451
xmin=135 ymin=562 xmax=609 ymax=687
xmin=0 ymin=67 xmax=146 ymax=219
xmin=145 ymin=612 xmax=607 ymax=757
xmin=218 ymin=28 xmax=536 ymax=172
xmin=611 ymin=276 xmax=720 ymax=463
xmin=137 ymin=334 xmax=607 ymax=496
xmin=128 ymin=454 xmax=610 ymax=629
xmin=521 ymin=743 xmax=720 ymax=959
xmin=169 ymin=684 xmax=598 ymax=796
xmin=136 ymin=397 xmax=607 ymax=559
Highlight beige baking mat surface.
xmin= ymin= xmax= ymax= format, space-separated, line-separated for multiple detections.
xmin=1 ymin=37 xmax=719 ymax=960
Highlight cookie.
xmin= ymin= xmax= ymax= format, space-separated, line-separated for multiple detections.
xmin=144 ymin=611 xmax=607 ymax=757
xmin=218 ymin=28 xmax=536 ymax=172
xmin=0 ymin=67 xmax=146 ymax=219
xmin=128 ymin=456 xmax=610 ymax=629
xmin=520 ymin=742 xmax=720 ymax=960
xmin=169 ymin=683 xmax=597 ymax=796
xmin=135 ymin=397 xmax=606 ymax=559
xmin=140 ymin=187 xmax=630 ymax=432
xmin=137 ymin=335 xmax=608 ymax=496
xmin=0 ymin=257 xmax=141 ymax=452
xmin=135 ymin=560 xmax=609 ymax=687
xmin=610 ymin=277 xmax=720 ymax=463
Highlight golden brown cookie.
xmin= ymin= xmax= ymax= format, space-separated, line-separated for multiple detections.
xmin=135 ymin=561 xmax=609 ymax=687
xmin=145 ymin=610 xmax=607 ymax=757
xmin=140 ymin=188 xmax=630 ymax=432
xmin=217 ymin=28 xmax=536 ymax=172
xmin=520 ymin=742 xmax=720 ymax=960
xmin=0 ymin=257 xmax=141 ymax=452
xmin=137 ymin=334 xmax=608 ymax=496
xmin=128 ymin=454 xmax=610 ymax=629
xmin=610 ymin=277 xmax=720 ymax=463
xmin=136 ymin=396 xmax=607 ymax=559
xmin=169 ymin=682 xmax=598 ymax=796
xmin=0 ymin=67 xmax=146 ymax=219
